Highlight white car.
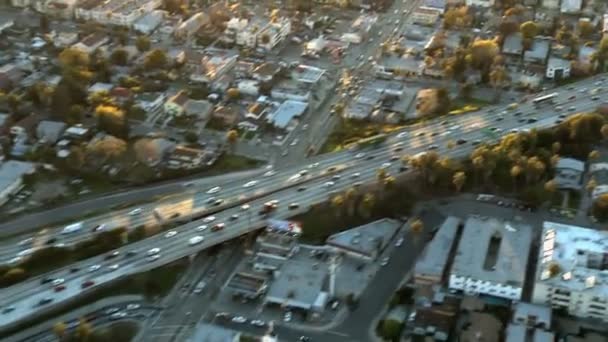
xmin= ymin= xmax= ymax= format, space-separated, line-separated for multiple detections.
xmin=108 ymin=264 xmax=119 ymax=271
xmin=206 ymin=186 xmax=221 ymax=194
xmin=129 ymin=208 xmax=143 ymax=216
xmin=203 ymin=216 xmax=216 ymax=223
xmin=381 ymin=257 xmax=390 ymax=266
xmin=164 ymin=231 xmax=177 ymax=238
xmin=381 ymin=162 xmax=391 ymax=169
xmin=397 ymin=132 xmax=407 ymax=138
xmin=52 ymin=278 xmax=65 ymax=286
xmin=126 ymin=304 xmax=140 ymax=310
xmin=290 ymin=139 xmax=299 ymax=146
xmin=450 ymin=125 xmax=461 ymax=130
xmin=263 ymin=170 xmax=276 ymax=177
xmin=62 ymin=222 xmax=83 ymax=234
xmin=283 ymin=311 xmax=292 ymax=322
xmin=147 ymin=248 xmax=161 ymax=256
xmin=232 ymin=316 xmax=247 ymax=324
xmin=355 ymin=153 xmax=366 ymax=159
xmin=89 ymin=265 xmax=101 ymax=272
xmin=196 ymin=225 xmax=208 ymax=232
xmin=188 ymin=236 xmax=204 ymax=246
xmin=147 ymin=254 xmax=160 ymax=262
xmin=243 ymin=181 xmax=258 ymax=188
xmin=251 ymin=319 xmax=266 ymax=327
xmin=323 ymin=181 xmax=335 ymax=188
xmin=351 ymin=172 xmax=360 ymax=178
xmin=110 ymin=312 xmax=127 ymax=320
xmin=395 ymin=238 xmax=404 ymax=247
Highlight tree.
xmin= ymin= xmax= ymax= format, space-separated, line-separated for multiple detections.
xmin=360 ymin=193 xmax=375 ymax=218
xmin=331 ymin=195 xmax=344 ymax=214
xmin=75 ymin=318 xmax=92 ymax=341
xmin=453 ymin=171 xmax=466 ymax=192
xmin=39 ymin=15 xmax=50 ymax=33
xmin=95 ymin=105 xmax=129 ymax=138
xmin=110 ymin=49 xmax=129 ymax=66
xmin=67 ymin=104 xmax=85 ymax=124
xmin=59 ymin=47 xmax=90 ymax=70
xmin=544 ymin=180 xmax=557 ymax=193
xmin=589 ymin=150 xmax=600 ymax=160
xmin=587 ymin=177 xmax=598 ymax=195
xmin=578 ymin=21 xmax=595 ymax=39
xmin=489 ymin=63 xmax=508 ymax=102
xmin=86 ymin=135 xmax=127 ymax=163
xmin=467 ymin=39 xmax=499 ymax=77
xmin=552 ymin=142 xmax=561 ymax=154
xmin=443 ymin=6 xmax=472 ymax=29
xmin=226 ymin=88 xmax=241 ymax=101
xmin=520 ymin=21 xmax=539 ymax=39
xmin=410 ymin=218 xmax=424 ymax=234
xmin=548 ymin=262 xmax=561 ymax=277
xmin=260 ymin=34 xmax=271 ymax=45
xmin=601 ymin=124 xmax=608 ymax=140
xmin=226 ymin=129 xmax=238 ymax=152
xmin=6 ymin=94 xmax=20 ymax=114
xmin=377 ymin=168 xmax=388 ymax=183
xmin=53 ymin=321 xmax=67 ymax=340
xmin=136 ymin=36 xmax=151 ymax=52
xmin=144 ymin=49 xmax=168 ymax=70
xmin=379 ymin=319 xmax=403 ymax=341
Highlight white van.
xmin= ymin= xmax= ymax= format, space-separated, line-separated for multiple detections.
xmin=62 ymin=222 xmax=83 ymax=234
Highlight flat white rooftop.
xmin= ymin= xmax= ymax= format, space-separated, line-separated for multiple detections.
xmin=536 ymin=222 xmax=608 ymax=295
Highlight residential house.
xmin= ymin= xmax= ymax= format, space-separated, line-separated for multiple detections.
xmin=75 ymin=0 xmax=162 ymax=26
xmin=590 ymin=159 xmax=608 ymax=199
xmin=546 ymin=57 xmax=571 ymax=80
xmin=45 ymin=0 xmax=78 ymax=18
xmin=72 ymin=32 xmax=109 ymax=54
xmin=237 ymin=80 xmax=260 ymax=97
xmin=502 ymin=33 xmax=524 ymax=57
xmin=164 ymin=91 xmax=190 ymax=117
xmin=271 ymin=80 xmax=311 ymax=102
xmin=553 ymin=157 xmax=584 ymax=190
xmin=0 ymin=63 xmax=24 ymax=91
xmin=133 ymin=10 xmax=165 ymax=35
xmin=246 ymin=100 xmax=273 ymax=121
xmin=542 ymin=0 xmax=560 ymax=9
xmin=183 ymin=99 xmax=212 ymax=120
xmin=524 ymin=39 xmax=550 ymax=65
xmin=53 ymin=31 xmax=79 ymax=48
xmin=36 ymin=120 xmax=67 ymax=145
xmin=253 ymin=62 xmax=281 ymax=83
xmin=423 ymin=0 xmax=446 ymax=12
xmin=375 ymin=55 xmax=422 ymax=78
xmin=63 ymin=124 xmax=92 ymax=141
xmin=175 ymin=12 xmax=209 ymax=39
xmin=411 ymin=7 xmax=442 ymax=26
xmin=10 ymin=114 xmax=43 ymax=140
xmin=0 ymin=160 xmax=35 ymax=206
xmin=578 ymin=46 xmax=597 ymax=71
xmin=561 ymin=0 xmax=582 ymax=13
xmin=212 ymin=105 xmax=239 ymax=127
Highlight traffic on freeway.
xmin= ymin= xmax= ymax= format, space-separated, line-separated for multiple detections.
xmin=0 ymin=74 xmax=607 ymax=329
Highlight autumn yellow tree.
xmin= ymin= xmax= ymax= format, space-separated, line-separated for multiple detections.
xmin=226 ymin=129 xmax=238 ymax=152
xmin=453 ymin=171 xmax=466 ymax=192
xmin=53 ymin=321 xmax=67 ymax=340
xmin=410 ymin=218 xmax=424 ymax=234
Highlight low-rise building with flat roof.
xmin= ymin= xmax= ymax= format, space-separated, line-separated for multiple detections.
xmin=326 ymin=218 xmax=401 ymax=260
xmin=512 ymin=302 xmax=552 ymax=329
xmin=554 ymin=157 xmax=584 ymax=190
xmin=532 ymin=222 xmax=608 ymax=322
xmin=524 ymin=39 xmax=550 ymax=65
xmin=415 ymin=216 xmax=461 ymax=286
xmin=449 ymin=217 xmax=533 ymax=301
xmin=266 ymin=100 xmax=308 ymax=130
xmin=0 ymin=160 xmax=35 ymax=206
xmin=291 ymin=64 xmax=326 ymax=84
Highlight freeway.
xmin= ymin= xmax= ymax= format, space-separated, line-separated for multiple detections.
xmin=0 ymin=75 xmax=607 ymax=329
xmin=2 ymin=74 xmax=605 ymax=265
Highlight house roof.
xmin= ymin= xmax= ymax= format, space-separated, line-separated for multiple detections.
xmin=169 ymin=91 xmax=190 ymax=107
xmin=503 ymin=33 xmax=523 ymax=55
xmin=524 ymin=39 xmax=550 ymax=62
xmin=557 ymin=157 xmax=584 ymax=172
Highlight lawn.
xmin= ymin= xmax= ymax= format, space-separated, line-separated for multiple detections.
xmin=209 ymin=154 xmax=264 ymax=173
xmin=320 ymin=120 xmax=405 ymax=154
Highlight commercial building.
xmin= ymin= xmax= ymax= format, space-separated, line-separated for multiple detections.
xmin=448 ymin=217 xmax=532 ymax=301
xmin=561 ymin=0 xmax=582 ymax=13
xmin=414 ymin=216 xmax=461 ymax=286
xmin=291 ymin=65 xmax=326 ymax=84
xmin=553 ymin=157 xmax=584 ymax=190
xmin=590 ymin=158 xmax=608 ymax=199
xmin=465 ymin=0 xmax=495 ymax=7
xmin=512 ymin=302 xmax=552 ymax=329
xmin=257 ymin=17 xmax=291 ymax=51
xmin=133 ymin=10 xmax=165 ymax=35
xmin=411 ymin=7 xmax=441 ymax=26
xmin=0 ymin=160 xmax=35 ymax=206
xmin=546 ymin=57 xmax=571 ymax=80
xmin=266 ymin=100 xmax=308 ymax=130
xmin=532 ymin=222 xmax=608 ymax=322
xmin=174 ymin=12 xmax=209 ymax=39
xmin=71 ymin=32 xmax=109 ymax=54
xmin=188 ymin=323 xmax=241 ymax=342
xmin=326 ymin=218 xmax=401 ymax=261
xmin=75 ymin=0 xmax=162 ymax=26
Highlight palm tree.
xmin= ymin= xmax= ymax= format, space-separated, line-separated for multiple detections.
xmin=75 ymin=318 xmax=92 ymax=341
xmin=552 ymin=142 xmax=561 ymax=154
xmin=489 ymin=64 xmax=508 ymax=102
xmin=53 ymin=322 xmax=67 ymax=341
xmin=550 ymin=154 xmax=560 ymax=168
xmin=410 ymin=219 xmax=424 ymax=235
xmin=383 ymin=175 xmax=396 ymax=190
xmin=511 ymin=164 xmax=522 ymax=191
xmin=344 ymin=187 xmax=357 ymax=217
xmin=360 ymin=193 xmax=375 ymax=218
xmin=601 ymin=124 xmax=608 ymax=141
xmin=376 ymin=168 xmax=387 ymax=183
xmin=401 ymin=155 xmax=410 ymax=168
xmin=453 ymin=171 xmax=466 ymax=192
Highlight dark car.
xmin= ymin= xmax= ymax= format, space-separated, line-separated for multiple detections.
xmin=456 ymin=139 xmax=467 ymax=145
xmin=38 ymin=298 xmax=53 ymax=306
xmin=41 ymin=278 xmax=53 ymax=285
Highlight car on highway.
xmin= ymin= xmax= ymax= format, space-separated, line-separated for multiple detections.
xmin=381 ymin=257 xmax=390 ymax=266
xmin=62 ymin=222 xmax=83 ymax=234
xmin=38 ymin=298 xmax=53 ymax=306
xmin=207 ymin=186 xmax=221 ymax=194
xmin=129 ymin=208 xmax=143 ymax=216
xmin=105 ymin=251 xmax=120 ymax=260
xmin=381 ymin=162 xmax=391 ymax=169
xmin=108 ymin=264 xmax=119 ymax=271
xmin=147 ymin=254 xmax=160 ymax=262
xmin=54 ymin=285 xmax=66 ymax=292
xmin=232 ymin=316 xmax=247 ymax=324
xmin=284 ymin=311 xmax=292 ymax=322
xmin=288 ymin=203 xmax=300 ymax=210
xmin=81 ymin=280 xmax=95 ymax=288
xmin=126 ymin=304 xmax=140 ymax=310
xmin=110 ymin=312 xmax=127 ymax=320
xmin=203 ymin=216 xmax=216 ymax=223
xmin=229 ymin=214 xmax=239 ymax=221
xmin=251 ymin=319 xmax=266 ymax=327
xmin=164 ymin=231 xmax=177 ymax=238
xmin=196 ymin=225 xmax=208 ymax=232
xmin=89 ymin=264 xmax=101 ymax=272
xmin=415 ymin=132 xmax=425 ymax=137
xmin=297 ymin=186 xmax=306 ymax=192
xmin=396 ymin=238 xmax=404 ymax=247
xmin=212 ymin=223 xmax=225 ymax=232
xmin=323 ymin=181 xmax=335 ymax=188
xmin=263 ymin=170 xmax=276 ymax=177
xmin=241 ymin=204 xmax=250 ymax=211
xmin=351 ymin=172 xmax=360 ymax=178
xmin=189 ymin=236 xmax=204 ymax=246
xmin=428 ymin=145 xmax=438 ymax=150
xmin=125 ymin=251 xmax=137 ymax=258
xmin=213 ymin=199 xmax=224 ymax=206
xmin=355 ymin=152 xmax=366 ymax=159
xmin=2 ymin=306 xmax=15 ymax=314
xmin=92 ymin=224 xmax=106 ymax=232
xmin=52 ymin=278 xmax=65 ymax=286
xmin=243 ymin=181 xmax=258 ymax=188
xmin=147 ymin=248 xmax=161 ymax=256
xmin=569 ymin=106 xmax=576 ymax=111
xmin=457 ymin=139 xmax=467 ymax=145
xmin=397 ymin=132 xmax=407 ymax=138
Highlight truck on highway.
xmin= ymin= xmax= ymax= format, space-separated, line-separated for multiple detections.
xmin=62 ymin=222 xmax=83 ymax=234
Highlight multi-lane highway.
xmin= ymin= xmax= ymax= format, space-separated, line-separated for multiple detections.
xmin=0 ymin=74 xmax=606 ymax=330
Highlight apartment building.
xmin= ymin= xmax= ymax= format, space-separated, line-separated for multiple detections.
xmin=532 ymin=222 xmax=608 ymax=322
xmin=448 ymin=216 xmax=533 ymax=301
xmin=465 ymin=0 xmax=495 ymax=7
xmin=257 ymin=17 xmax=291 ymax=51
xmin=75 ymin=0 xmax=162 ymax=26
xmin=225 ymin=17 xmax=290 ymax=51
